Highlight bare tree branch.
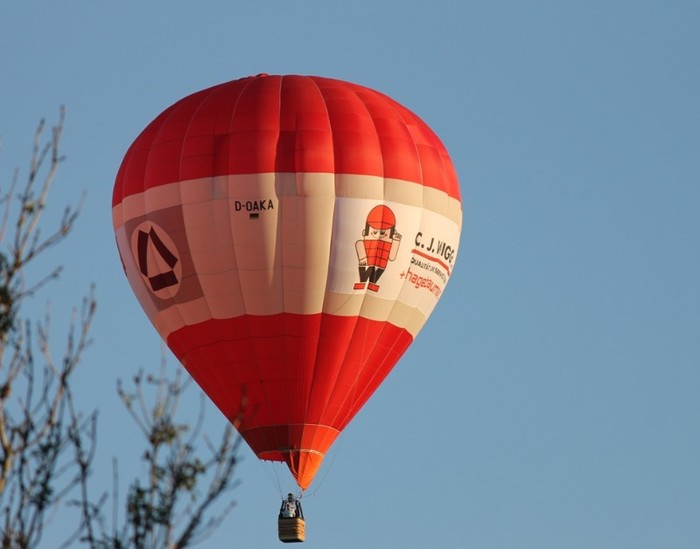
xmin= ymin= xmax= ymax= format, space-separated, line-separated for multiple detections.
xmin=0 ymin=111 xmax=241 ymax=549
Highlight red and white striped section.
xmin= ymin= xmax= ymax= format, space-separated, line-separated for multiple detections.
xmin=113 ymin=74 xmax=462 ymax=489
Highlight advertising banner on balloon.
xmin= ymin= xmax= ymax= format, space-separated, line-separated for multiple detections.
xmin=326 ymin=196 xmax=460 ymax=323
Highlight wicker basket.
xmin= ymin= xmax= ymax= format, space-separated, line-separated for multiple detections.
xmin=278 ymin=517 xmax=306 ymax=543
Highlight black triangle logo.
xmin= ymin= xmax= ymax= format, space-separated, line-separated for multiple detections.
xmin=136 ymin=227 xmax=179 ymax=292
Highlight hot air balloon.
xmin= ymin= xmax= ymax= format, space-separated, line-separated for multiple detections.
xmin=112 ymin=74 xmax=462 ymax=500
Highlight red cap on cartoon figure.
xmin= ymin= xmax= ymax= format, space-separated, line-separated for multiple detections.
xmin=366 ymin=205 xmax=396 ymax=230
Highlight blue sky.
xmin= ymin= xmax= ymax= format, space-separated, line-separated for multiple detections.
xmin=2 ymin=2 xmax=699 ymax=548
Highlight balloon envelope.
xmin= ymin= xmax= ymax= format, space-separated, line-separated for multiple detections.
xmin=112 ymin=74 xmax=462 ymax=489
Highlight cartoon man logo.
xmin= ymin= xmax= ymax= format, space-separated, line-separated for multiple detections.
xmin=354 ymin=205 xmax=402 ymax=292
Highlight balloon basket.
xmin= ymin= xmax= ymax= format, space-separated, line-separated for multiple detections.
xmin=278 ymin=517 xmax=306 ymax=543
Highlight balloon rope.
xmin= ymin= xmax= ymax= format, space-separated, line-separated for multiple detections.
xmin=260 ymin=459 xmax=284 ymax=498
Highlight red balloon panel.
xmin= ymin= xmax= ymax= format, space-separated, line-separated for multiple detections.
xmin=167 ymin=312 xmax=412 ymax=489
